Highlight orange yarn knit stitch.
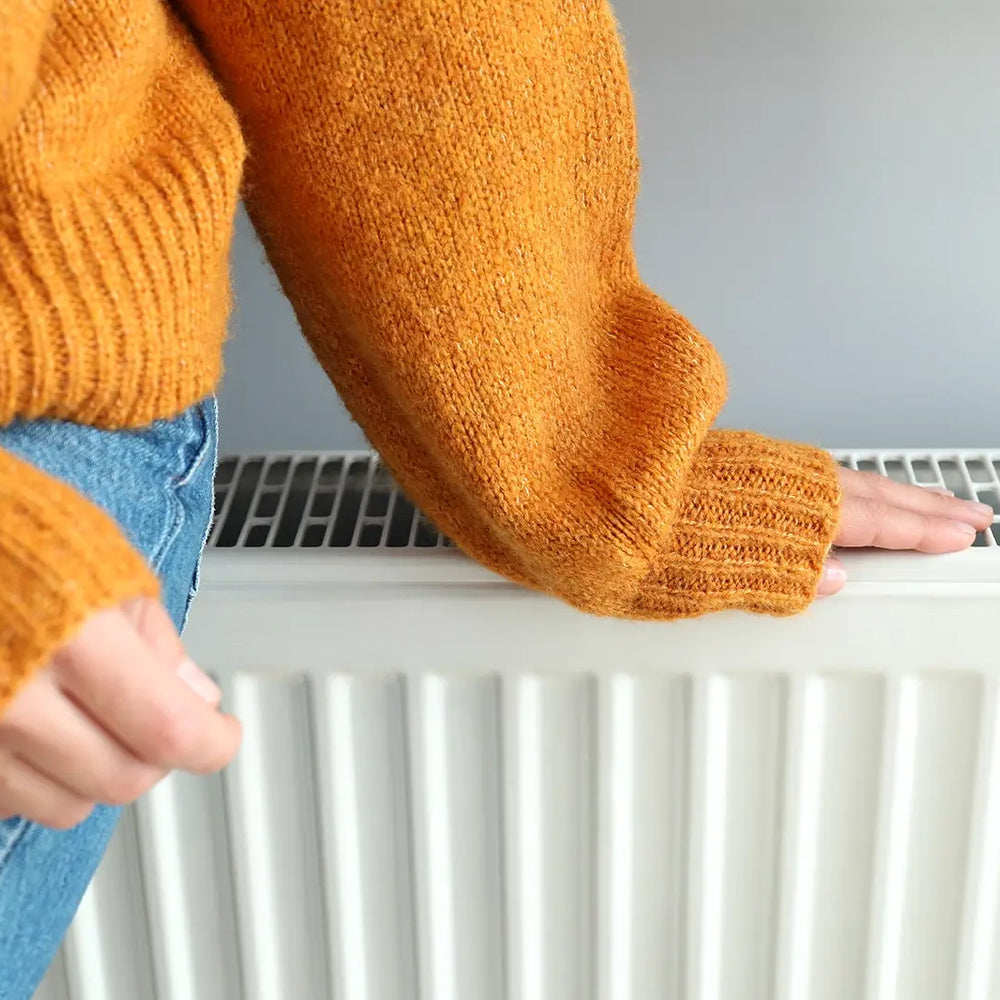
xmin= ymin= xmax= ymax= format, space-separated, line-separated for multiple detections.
xmin=0 ymin=0 xmax=842 ymax=711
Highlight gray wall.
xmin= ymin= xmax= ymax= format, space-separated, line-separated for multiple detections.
xmin=217 ymin=0 xmax=1000 ymax=455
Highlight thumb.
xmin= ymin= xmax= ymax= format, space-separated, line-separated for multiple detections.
xmin=816 ymin=555 xmax=847 ymax=598
xmin=120 ymin=597 xmax=221 ymax=707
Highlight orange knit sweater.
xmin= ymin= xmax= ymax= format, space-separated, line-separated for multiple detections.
xmin=0 ymin=0 xmax=842 ymax=710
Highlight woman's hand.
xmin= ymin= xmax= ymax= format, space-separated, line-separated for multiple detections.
xmin=818 ymin=468 xmax=996 ymax=597
xmin=0 ymin=598 xmax=241 ymax=829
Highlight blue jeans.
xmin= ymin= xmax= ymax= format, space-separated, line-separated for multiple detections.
xmin=0 ymin=399 xmax=217 ymax=1000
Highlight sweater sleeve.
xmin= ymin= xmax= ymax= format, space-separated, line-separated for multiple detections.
xmin=0 ymin=2 xmax=159 ymax=712
xmin=0 ymin=1 xmax=54 ymax=141
xmin=178 ymin=0 xmax=842 ymax=619
xmin=0 ymin=452 xmax=159 ymax=710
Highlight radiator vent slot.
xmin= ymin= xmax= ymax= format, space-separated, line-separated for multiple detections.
xmin=210 ymin=451 xmax=1000 ymax=550
xmin=211 ymin=453 xmax=453 ymax=550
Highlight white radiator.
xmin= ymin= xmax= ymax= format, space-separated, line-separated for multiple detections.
xmin=32 ymin=449 xmax=1000 ymax=1000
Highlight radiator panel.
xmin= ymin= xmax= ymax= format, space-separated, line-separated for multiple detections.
xmin=34 ymin=669 xmax=1000 ymax=1000
xmin=31 ymin=447 xmax=1000 ymax=1000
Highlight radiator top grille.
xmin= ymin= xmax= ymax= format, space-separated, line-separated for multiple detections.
xmin=210 ymin=454 xmax=454 ymax=550
xmin=208 ymin=451 xmax=1000 ymax=551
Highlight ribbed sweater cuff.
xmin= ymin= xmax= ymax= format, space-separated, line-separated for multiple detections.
xmin=636 ymin=431 xmax=843 ymax=619
xmin=0 ymin=451 xmax=160 ymax=713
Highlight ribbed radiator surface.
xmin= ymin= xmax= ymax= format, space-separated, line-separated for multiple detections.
xmin=33 ymin=669 xmax=1000 ymax=1000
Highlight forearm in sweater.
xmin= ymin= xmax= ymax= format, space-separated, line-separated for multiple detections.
xmin=0 ymin=1 xmax=160 ymax=712
xmin=0 ymin=2 xmax=54 ymax=140
xmin=178 ymin=0 xmax=842 ymax=618
xmin=0 ymin=450 xmax=159 ymax=709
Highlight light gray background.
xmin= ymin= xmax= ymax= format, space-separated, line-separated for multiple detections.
xmin=217 ymin=0 xmax=1000 ymax=455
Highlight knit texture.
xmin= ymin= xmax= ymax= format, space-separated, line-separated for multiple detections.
xmin=179 ymin=0 xmax=843 ymax=618
xmin=0 ymin=450 xmax=160 ymax=707
xmin=0 ymin=0 xmax=841 ymax=710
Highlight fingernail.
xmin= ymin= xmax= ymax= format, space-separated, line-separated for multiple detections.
xmin=970 ymin=502 xmax=995 ymax=519
xmin=817 ymin=562 xmax=847 ymax=597
xmin=177 ymin=657 xmax=222 ymax=704
xmin=952 ymin=520 xmax=978 ymax=536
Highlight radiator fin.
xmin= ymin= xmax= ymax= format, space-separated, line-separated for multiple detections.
xmin=37 ymin=670 xmax=995 ymax=1000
